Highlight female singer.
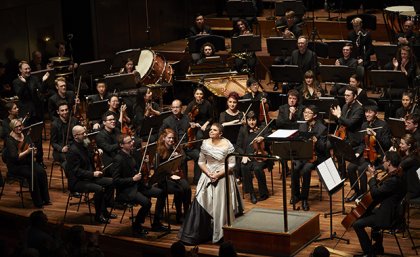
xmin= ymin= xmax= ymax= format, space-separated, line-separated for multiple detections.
xmin=299 ymin=70 xmax=324 ymax=102
xmin=185 ymin=87 xmax=213 ymax=141
xmin=349 ymin=74 xmax=368 ymax=105
xmin=232 ymin=19 xmax=257 ymax=74
xmin=178 ymin=123 xmax=243 ymax=244
xmin=399 ymin=134 xmax=420 ymax=200
xmin=3 ymin=119 xmax=50 ymax=208
xmin=156 ymin=128 xmax=191 ymax=223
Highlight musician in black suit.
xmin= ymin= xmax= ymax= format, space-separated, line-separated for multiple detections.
xmin=404 ymin=113 xmax=420 ymax=146
xmin=345 ymin=105 xmax=391 ymax=202
xmin=48 ymin=77 xmax=77 ymax=120
xmin=96 ymin=111 xmax=121 ymax=174
xmin=112 ymin=134 xmax=168 ymax=235
xmin=289 ymin=36 xmax=318 ymax=74
xmin=352 ymin=151 xmax=405 ymax=257
xmin=348 ymin=17 xmax=374 ymax=69
xmin=291 ymin=105 xmax=327 ymax=211
xmin=65 ymin=125 xmax=114 ymax=224
xmin=236 ymin=111 xmax=270 ymax=204
xmin=89 ymin=80 xmax=109 ymax=102
xmin=276 ymin=89 xmax=304 ymax=129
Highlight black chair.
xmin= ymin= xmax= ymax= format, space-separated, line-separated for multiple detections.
xmin=49 ymin=160 xmax=65 ymax=192
xmin=407 ymin=196 xmax=420 ymax=251
xmin=0 ymin=172 xmax=30 ymax=208
xmin=63 ymin=191 xmax=93 ymax=224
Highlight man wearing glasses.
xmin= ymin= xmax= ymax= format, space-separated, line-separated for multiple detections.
xmin=66 ymin=125 xmax=115 ymax=224
xmin=96 ymin=111 xmax=121 ymax=176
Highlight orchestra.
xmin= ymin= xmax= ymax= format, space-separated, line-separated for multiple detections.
xmin=3 ymin=6 xmax=420 ymax=257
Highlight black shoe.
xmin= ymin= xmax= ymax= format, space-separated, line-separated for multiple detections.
xmin=132 ymin=226 xmax=148 ymax=237
xmin=70 ymin=192 xmax=81 ymax=198
xmin=289 ymin=196 xmax=300 ymax=205
xmin=151 ymin=223 xmax=169 ymax=232
xmin=250 ymin=193 xmax=257 ymax=204
xmin=104 ymin=212 xmax=117 ymax=219
xmin=345 ymin=193 xmax=359 ymax=203
xmin=95 ymin=215 xmax=110 ymax=224
xmin=372 ymin=243 xmax=384 ymax=255
xmin=302 ymin=200 xmax=309 ymax=211
xmin=258 ymin=194 xmax=269 ymax=201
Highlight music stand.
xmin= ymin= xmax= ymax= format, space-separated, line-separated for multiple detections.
xmin=188 ymin=35 xmax=226 ymax=53
xmin=387 ymin=117 xmax=406 ymax=138
xmin=111 ymin=48 xmax=141 ymax=72
xmin=76 ymin=59 xmax=110 ymax=90
xmin=370 ymin=70 xmax=409 ymax=115
xmin=275 ymin=0 xmax=306 ymax=17
xmin=266 ymin=37 xmax=297 ymax=57
xmin=104 ymin=73 xmax=137 ymax=92
xmin=86 ymin=99 xmax=109 ymax=121
xmin=319 ymin=65 xmax=355 ymax=84
xmin=303 ymin=97 xmax=338 ymax=121
xmin=149 ymin=154 xmax=183 ymax=238
xmin=327 ymin=40 xmax=352 ymax=59
xmin=231 ymin=35 xmax=262 ymax=53
xmin=374 ymin=44 xmax=397 ymax=68
xmin=270 ymin=65 xmax=303 ymax=83
xmin=225 ymin=0 xmax=257 ymax=18
xmin=315 ymin=158 xmax=349 ymax=243
xmin=138 ymin=111 xmax=172 ymax=137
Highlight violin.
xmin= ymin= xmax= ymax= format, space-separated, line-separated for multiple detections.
xmin=363 ymin=133 xmax=377 ymax=164
xmin=252 ymin=139 xmax=268 ymax=162
xmin=334 ymin=125 xmax=347 ymax=140
xmin=121 ymin=103 xmax=133 ymax=136
xmin=88 ymin=137 xmax=103 ymax=171
xmin=138 ymin=129 xmax=153 ymax=184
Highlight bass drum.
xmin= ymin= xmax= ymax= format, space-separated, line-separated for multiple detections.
xmin=135 ymin=49 xmax=173 ymax=85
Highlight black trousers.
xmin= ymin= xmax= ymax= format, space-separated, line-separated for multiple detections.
xmin=184 ymin=148 xmax=201 ymax=184
xmin=241 ymin=160 xmax=269 ymax=197
xmin=347 ymin=157 xmax=369 ymax=194
xmin=159 ymin=178 xmax=191 ymax=219
xmin=292 ymin=161 xmax=315 ymax=200
xmin=353 ymin=213 xmax=383 ymax=255
xmin=138 ymin=185 xmax=165 ymax=226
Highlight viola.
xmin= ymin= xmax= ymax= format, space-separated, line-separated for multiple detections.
xmin=334 ymin=125 xmax=347 ymax=140
xmin=89 ymin=138 xmax=103 ymax=171
xmin=252 ymin=140 xmax=268 ymax=162
xmin=363 ymin=134 xmax=377 ymax=163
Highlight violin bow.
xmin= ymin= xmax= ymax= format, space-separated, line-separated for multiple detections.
xmin=249 ymin=119 xmax=274 ymax=146
xmin=168 ymin=133 xmax=187 ymax=161
xmin=138 ymin=128 xmax=153 ymax=175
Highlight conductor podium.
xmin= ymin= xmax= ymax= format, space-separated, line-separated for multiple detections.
xmin=223 ymin=130 xmax=320 ymax=257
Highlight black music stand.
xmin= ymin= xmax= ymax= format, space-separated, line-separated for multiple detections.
xmin=111 ymin=49 xmax=141 ymax=72
xmin=86 ymin=100 xmax=109 ymax=121
xmin=231 ymin=35 xmax=262 ymax=53
xmin=275 ymin=0 xmax=306 ymax=18
xmin=266 ymin=37 xmax=297 ymax=57
xmin=188 ymin=35 xmax=226 ymax=53
xmin=149 ymin=155 xmax=183 ymax=238
xmin=303 ymin=97 xmax=338 ymax=121
xmin=315 ymin=157 xmax=349 ymax=243
xmin=225 ymin=0 xmax=257 ymax=18
xmin=319 ymin=65 xmax=355 ymax=83
xmin=270 ymin=65 xmax=303 ymax=83
xmin=104 ymin=73 xmax=137 ymax=92
xmin=387 ymin=117 xmax=406 ymax=138
xmin=374 ymin=44 xmax=397 ymax=68
xmin=370 ymin=70 xmax=409 ymax=116
xmin=76 ymin=59 xmax=110 ymax=90
xmin=138 ymin=111 xmax=172 ymax=137
xmin=327 ymin=40 xmax=352 ymax=59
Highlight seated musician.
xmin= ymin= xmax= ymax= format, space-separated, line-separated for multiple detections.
xmin=120 ymin=58 xmax=141 ymax=84
xmin=48 ymin=77 xmax=78 ymax=121
xmin=242 ymin=78 xmax=267 ymax=103
xmin=155 ymin=128 xmax=191 ymax=223
xmin=236 ymin=111 xmax=270 ymax=204
xmin=276 ymin=89 xmax=304 ymax=129
xmin=232 ymin=19 xmax=257 ymax=74
xmin=395 ymin=91 xmax=420 ymax=119
xmin=89 ymin=80 xmax=109 ymax=102
xmin=404 ymin=113 xmax=420 ymax=146
xmin=348 ymin=17 xmax=374 ymax=69
xmin=352 ymin=151 xmax=404 ymax=257
xmin=3 ymin=119 xmax=50 ymax=208
xmin=289 ymin=36 xmax=318 ymax=75
xmin=291 ymin=105 xmax=327 ymax=211
xmin=399 ymin=134 xmax=420 ymax=201
xmin=385 ymin=45 xmax=418 ymax=86
xmin=335 ymin=43 xmax=360 ymax=68
xmin=345 ymin=104 xmax=391 ymax=202
xmin=50 ymin=101 xmax=78 ymax=164
xmin=112 ymin=134 xmax=168 ymax=235
xmin=275 ymin=10 xmax=302 ymax=39
xmin=299 ymin=70 xmax=324 ymax=102
xmin=98 ymin=94 xmax=128 ymax=131
xmin=396 ymin=20 xmax=419 ymax=46
xmin=133 ymin=87 xmax=160 ymax=137
xmin=349 ymin=74 xmax=368 ymax=105
xmin=160 ymin=99 xmax=200 ymax=184
xmin=188 ymin=13 xmax=212 ymax=37
xmin=196 ymin=42 xmax=216 ymax=65
xmin=1 ymin=102 xmax=19 ymax=140
xmin=96 ymin=111 xmax=121 ymax=175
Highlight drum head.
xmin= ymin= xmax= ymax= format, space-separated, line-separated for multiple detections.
xmin=385 ymin=5 xmax=414 ymax=12
xmin=136 ymin=50 xmax=154 ymax=78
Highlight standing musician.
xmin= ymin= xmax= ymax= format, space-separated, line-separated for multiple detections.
xmin=291 ymin=105 xmax=327 ymax=211
xmin=299 ymin=70 xmax=324 ymax=102
xmin=395 ymin=91 xmax=419 ymax=119
xmin=2 ymin=119 xmax=50 ymax=208
xmin=348 ymin=17 xmax=374 ymax=69
xmin=276 ymin=89 xmax=304 ymax=129
xmin=133 ymin=87 xmax=160 ymax=137
xmin=185 ymin=87 xmax=213 ymax=140
xmin=120 ymin=58 xmax=141 ymax=85
xmin=345 ymin=104 xmax=391 ymax=202
xmin=236 ymin=111 xmax=270 ymax=204
xmin=65 ymin=125 xmax=115 ymax=224
xmin=160 ymin=99 xmax=200 ymax=182
xmin=352 ymin=151 xmax=404 ymax=257
xmin=220 ymin=92 xmax=245 ymax=134
xmin=48 ymin=77 xmax=79 ymax=120
xmin=50 ymin=101 xmax=78 ymax=164
xmin=112 ymin=134 xmax=168 ymax=235
xmin=404 ymin=113 xmax=420 ymax=146
xmin=155 ymin=128 xmax=192 ymax=223
xmin=232 ymin=19 xmax=257 ymax=74
xmin=1 ymin=102 xmax=20 ymax=140
xmin=95 ymin=111 xmax=121 ymax=175
xmin=289 ymin=36 xmax=318 ymax=75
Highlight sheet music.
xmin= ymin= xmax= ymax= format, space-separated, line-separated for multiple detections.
xmin=317 ymin=158 xmax=344 ymax=192
xmin=268 ymin=129 xmax=298 ymax=139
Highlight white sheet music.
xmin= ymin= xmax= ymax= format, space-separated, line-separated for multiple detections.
xmin=268 ymin=129 xmax=298 ymax=139
xmin=317 ymin=158 xmax=345 ymax=192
